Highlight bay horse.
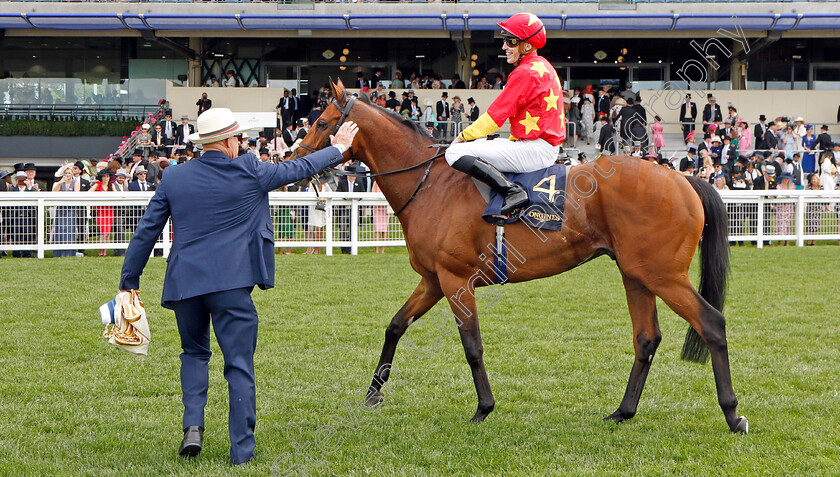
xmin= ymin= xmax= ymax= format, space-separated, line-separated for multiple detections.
xmin=299 ymin=79 xmax=747 ymax=433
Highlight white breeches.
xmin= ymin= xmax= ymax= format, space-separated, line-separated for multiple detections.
xmin=445 ymin=137 xmax=560 ymax=173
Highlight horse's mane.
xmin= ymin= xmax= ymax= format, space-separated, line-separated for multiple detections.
xmin=356 ymin=92 xmax=448 ymax=144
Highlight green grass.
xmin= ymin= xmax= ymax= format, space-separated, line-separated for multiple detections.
xmin=1 ymin=246 xmax=839 ymax=476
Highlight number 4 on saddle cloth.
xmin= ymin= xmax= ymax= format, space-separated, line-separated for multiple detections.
xmin=478 ymin=163 xmax=568 ymax=231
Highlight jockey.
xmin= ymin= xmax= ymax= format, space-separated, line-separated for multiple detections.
xmin=446 ymin=13 xmax=566 ymax=216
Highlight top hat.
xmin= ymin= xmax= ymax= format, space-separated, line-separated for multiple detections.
xmin=23 ymin=162 xmax=36 ymax=171
xmin=187 ymin=108 xmax=248 ymax=145
xmin=13 ymin=162 xmax=25 ymax=172
xmin=441 ymin=92 xmax=448 ymax=97
xmin=685 ymin=93 xmax=691 ymax=99
xmin=759 ymin=114 xmax=767 ymax=121
xmin=181 ymin=115 xmax=189 ymax=120
xmin=467 ymin=97 xmax=475 ymax=104
xmin=821 ymin=124 xmax=829 ymax=130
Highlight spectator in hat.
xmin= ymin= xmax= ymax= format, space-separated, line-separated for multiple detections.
xmin=175 ymin=115 xmax=195 ymax=154
xmin=0 ymin=170 xmax=10 ymax=192
xmin=765 ymin=121 xmax=779 ymax=150
xmin=630 ymin=141 xmax=644 ymax=158
xmin=125 ymin=150 xmax=146 ymax=180
xmin=137 ymin=124 xmax=153 ymax=159
xmin=224 ymin=70 xmax=238 ymax=87
xmin=385 ymin=91 xmax=399 ymax=110
xmin=336 ymin=163 xmax=366 ymax=254
xmin=596 ymin=114 xmax=617 ymax=155
xmin=467 ymin=97 xmax=480 ymax=121
xmin=764 ymin=163 xmax=778 ymax=190
xmin=680 ymin=148 xmax=697 ymax=176
xmin=450 ymin=73 xmax=466 ymax=89
xmin=781 ymin=125 xmax=798 ymax=159
xmin=755 ymin=114 xmax=769 ymax=150
xmin=436 ymin=92 xmax=450 ymax=138
xmin=697 ymin=133 xmax=713 ymax=156
xmin=118 ymin=107 xmax=357 ymax=465
xmin=702 ymin=96 xmax=722 ymax=134
xmin=50 ymin=163 xmax=81 ymax=258
xmin=161 ymin=111 xmax=177 ymax=142
xmin=128 ymin=166 xmax=154 ymax=192
xmin=802 ymin=124 xmax=818 ymax=173
xmin=23 ymin=163 xmax=44 ymax=192
xmin=816 ymin=124 xmax=832 ymax=156
xmin=713 ymin=173 xmax=729 ymax=191
xmin=88 ymin=169 xmax=115 ymax=257
xmin=709 ymin=136 xmax=723 ymax=162
xmin=651 ymin=115 xmax=665 ymax=152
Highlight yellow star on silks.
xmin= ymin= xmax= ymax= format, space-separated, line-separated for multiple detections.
xmin=530 ymin=61 xmax=550 ymax=78
xmin=527 ymin=13 xmax=540 ymax=26
xmin=543 ymin=89 xmax=559 ymax=112
xmin=519 ymin=111 xmax=541 ymax=134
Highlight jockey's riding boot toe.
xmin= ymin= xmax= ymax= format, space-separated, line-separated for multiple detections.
xmin=178 ymin=425 xmax=204 ymax=458
xmin=501 ymin=185 xmax=529 ymax=216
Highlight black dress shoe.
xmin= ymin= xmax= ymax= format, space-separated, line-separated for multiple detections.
xmin=178 ymin=425 xmax=203 ymax=458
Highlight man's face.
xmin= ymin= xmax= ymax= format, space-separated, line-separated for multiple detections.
xmin=202 ymin=94 xmax=207 ymax=99
xmin=137 ymin=172 xmax=146 ymax=181
xmin=155 ymin=126 xmax=162 ymax=134
xmin=182 ymin=118 xmax=188 ymax=125
xmin=502 ymin=37 xmax=523 ymax=65
xmin=117 ymin=175 xmax=126 ymax=184
xmin=26 ymin=170 xmax=35 ymax=179
xmin=165 ymin=115 xmax=172 ymax=121
xmin=72 ymin=166 xmax=82 ymax=176
xmin=132 ymin=155 xmax=141 ymax=163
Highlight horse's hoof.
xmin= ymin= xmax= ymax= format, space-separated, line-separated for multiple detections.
xmin=603 ymin=409 xmax=631 ymax=423
xmin=732 ymin=416 xmax=749 ymax=434
xmin=364 ymin=391 xmax=384 ymax=407
xmin=469 ymin=412 xmax=488 ymax=423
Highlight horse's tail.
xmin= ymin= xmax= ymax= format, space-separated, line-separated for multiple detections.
xmin=680 ymin=176 xmax=730 ymax=364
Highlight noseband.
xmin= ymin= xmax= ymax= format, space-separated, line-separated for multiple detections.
xmin=293 ymin=94 xmax=447 ymax=216
xmin=295 ymin=96 xmax=357 ymax=160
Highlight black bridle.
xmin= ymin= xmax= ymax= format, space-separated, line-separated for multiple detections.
xmin=295 ymin=95 xmax=447 ymax=216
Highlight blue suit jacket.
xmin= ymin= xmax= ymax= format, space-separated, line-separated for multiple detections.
xmin=119 ymin=147 xmax=344 ymax=308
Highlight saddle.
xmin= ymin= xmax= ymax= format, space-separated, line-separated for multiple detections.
xmin=474 ymin=163 xmax=569 ymax=232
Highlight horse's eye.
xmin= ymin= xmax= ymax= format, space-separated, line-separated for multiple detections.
xmin=317 ymin=121 xmax=329 ymax=130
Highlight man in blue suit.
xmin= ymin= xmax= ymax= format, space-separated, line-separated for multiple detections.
xmin=118 ymin=108 xmax=358 ymax=466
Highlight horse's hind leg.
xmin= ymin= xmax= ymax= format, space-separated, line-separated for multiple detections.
xmin=651 ymin=279 xmax=748 ymax=433
xmin=365 ymin=277 xmax=443 ymax=405
xmin=605 ymin=274 xmax=661 ymax=424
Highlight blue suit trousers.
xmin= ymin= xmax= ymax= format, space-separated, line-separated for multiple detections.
xmin=172 ymin=286 xmax=258 ymax=465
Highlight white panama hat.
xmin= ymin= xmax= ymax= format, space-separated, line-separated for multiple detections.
xmin=187 ymin=108 xmax=247 ymax=145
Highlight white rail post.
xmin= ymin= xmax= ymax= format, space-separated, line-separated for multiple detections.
xmin=162 ymin=218 xmax=172 ymax=259
xmin=36 ymin=197 xmax=45 ymax=259
xmin=795 ymin=194 xmax=805 ymax=247
xmin=350 ymin=198 xmax=359 ymax=256
xmin=325 ymin=199 xmax=334 ymax=257
xmin=756 ymin=195 xmax=764 ymax=249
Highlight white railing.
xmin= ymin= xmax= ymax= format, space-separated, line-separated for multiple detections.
xmin=0 ymin=192 xmax=406 ymax=258
xmin=718 ymin=190 xmax=840 ymax=247
xmin=1 ymin=190 xmax=838 ymax=258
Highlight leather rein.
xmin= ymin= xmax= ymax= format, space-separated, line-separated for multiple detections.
xmin=295 ymin=95 xmax=447 ymax=216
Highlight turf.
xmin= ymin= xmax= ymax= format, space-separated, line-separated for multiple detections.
xmin=0 ymin=246 xmax=838 ymax=476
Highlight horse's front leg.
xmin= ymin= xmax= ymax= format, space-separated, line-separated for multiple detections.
xmin=365 ymin=277 xmax=442 ymax=405
xmin=441 ymin=272 xmax=495 ymax=422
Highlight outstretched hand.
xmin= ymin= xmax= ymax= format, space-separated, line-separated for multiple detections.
xmin=330 ymin=121 xmax=359 ymax=151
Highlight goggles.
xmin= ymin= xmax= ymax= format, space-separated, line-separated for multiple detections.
xmin=501 ymin=26 xmax=544 ymax=48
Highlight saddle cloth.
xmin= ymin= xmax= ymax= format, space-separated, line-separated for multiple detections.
xmin=480 ymin=163 xmax=568 ymax=231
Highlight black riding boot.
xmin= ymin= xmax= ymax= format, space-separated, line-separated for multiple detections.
xmin=451 ymin=155 xmax=529 ymax=216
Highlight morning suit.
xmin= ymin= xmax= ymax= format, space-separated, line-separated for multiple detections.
xmin=702 ymin=103 xmax=722 ymax=133
xmin=816 ymin=132 xmax=832 ymax=155
xmin=754 ymin=122 xmax=769 ymax=150
xmin=119 ymin=145 xmax=344 ymax=464
xmin=679 ymin=101 xmax=697 ymax=142
xmin=597 ymin=123 xmax=617 ymax=155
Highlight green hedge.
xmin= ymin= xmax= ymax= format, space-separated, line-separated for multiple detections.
xmin=0 ymin=119 xmax=137 ymax=137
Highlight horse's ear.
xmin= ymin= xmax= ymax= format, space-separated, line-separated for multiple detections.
xmin=331 ymin=77 xmax=347 ymax=107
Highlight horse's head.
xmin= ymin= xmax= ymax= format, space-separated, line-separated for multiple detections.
xmin=297 ymin=78 xmax=363 ymax=164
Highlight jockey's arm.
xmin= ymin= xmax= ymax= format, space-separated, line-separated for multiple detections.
xmin=457 ymin=113 xmax=500 ymax=142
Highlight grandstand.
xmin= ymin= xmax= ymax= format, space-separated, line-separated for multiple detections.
xmin=1 ymin=0 xmax=839 ymax=167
